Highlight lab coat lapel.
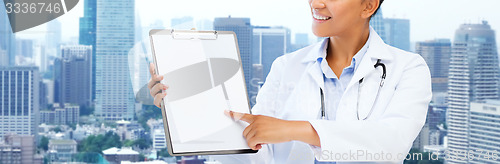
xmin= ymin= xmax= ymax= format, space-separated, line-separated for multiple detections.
xmin=306 ymin=60 xmax=324 ymax=90
xmin=345 ymin=27 xmax=393 ymax=91
xmin=342 ymin=27 xmax=394 ymax=120
xmin=302 ymin=39 xmax=327 ymax=90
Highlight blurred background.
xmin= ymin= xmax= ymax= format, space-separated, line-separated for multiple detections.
xmin=0 ymin=0 xmax=499 ymax=163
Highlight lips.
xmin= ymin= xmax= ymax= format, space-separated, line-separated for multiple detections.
xmin=313 ymin=11 xmax=332 ymax=21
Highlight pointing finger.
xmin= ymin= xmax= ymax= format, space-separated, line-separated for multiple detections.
xmin=224 ymin=110 xmax=255 ymax=124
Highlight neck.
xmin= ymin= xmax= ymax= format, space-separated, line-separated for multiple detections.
xmin=326 ymin=23 xmax=370 ymax=65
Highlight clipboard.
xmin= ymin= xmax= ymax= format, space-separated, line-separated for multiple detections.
xmin=149 ymin=29 xmax=258 ymax=156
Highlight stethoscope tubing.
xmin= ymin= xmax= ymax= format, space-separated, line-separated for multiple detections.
xmin=320 ymin=59 xmax=386 ymax=120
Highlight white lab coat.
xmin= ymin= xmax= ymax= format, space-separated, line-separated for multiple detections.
xmin=211 ymin=27 xmax=432 ymax=164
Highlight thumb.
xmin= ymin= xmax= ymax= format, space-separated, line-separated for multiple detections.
xmin=224 ymin=110 xmax=255 ymax=123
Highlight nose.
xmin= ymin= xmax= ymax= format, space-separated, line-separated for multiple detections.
xmin=310 ymin=0 xmax=326 ymax=10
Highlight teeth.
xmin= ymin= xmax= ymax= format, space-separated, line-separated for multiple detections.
xmin=313 ymin=12 xmax=331 ymax=20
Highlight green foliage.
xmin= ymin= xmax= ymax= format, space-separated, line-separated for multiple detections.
xmin=123 ymin=139 xmax=135 ymax=147
xmin=133 ymin=138 xmax=151 ymax=150
xmin=72 ymin=152 xmax=101 ymax=163
xmin=138 ymin=104 xmax=162 ymax=131
xmin=78 ymin=131 xmax=123 ymax=153
xmin=38 ymin=136 xmax=49 ymax=151
xmin=68 ymin=123 xmax=77 ymax=130
xmin=139 ymin=154 xmax=146 ymax=161
xmin=122 ymin=138 xmax=151 ymax=150
xmin=157 ymin=148 xmax=172 ymax=158
xmin=51 ymin=126 xmax=62 ymax=133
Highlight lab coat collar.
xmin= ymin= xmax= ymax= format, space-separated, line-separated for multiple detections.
xmin=301 ymin=26 xmax=393 ymax=64
xmin=303 ymin=26 xmax=393 ymax=92
xmin=346 ymin=26 xmax=393 ymax=91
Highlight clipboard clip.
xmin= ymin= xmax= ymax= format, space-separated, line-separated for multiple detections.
xmin=171 ymin=29 xmax=218 ymax=40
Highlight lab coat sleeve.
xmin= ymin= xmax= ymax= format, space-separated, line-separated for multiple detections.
xmin=211 ymin=56 xmax=286 ymax=164
xmin=251 ymin=55 xmax=286 ymax=117
xmin=308 ymin=56 xmax=432 ymax=162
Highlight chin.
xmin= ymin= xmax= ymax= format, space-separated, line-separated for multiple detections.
xmin=311 ymin=28 xmax=330 ymax=38
xmin=311 ymin=24 xmax=334 ymax=37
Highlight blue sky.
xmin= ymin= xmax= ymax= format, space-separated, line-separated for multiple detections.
xmin=15 ymin=0 xmax=500 ymax=49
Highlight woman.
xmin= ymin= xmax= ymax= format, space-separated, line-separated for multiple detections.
xmin=148 ymin=0 xmax=432 ymax=163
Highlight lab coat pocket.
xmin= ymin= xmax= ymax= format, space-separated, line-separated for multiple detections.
xmin=356 ymin=72 xmax=381 ymax=120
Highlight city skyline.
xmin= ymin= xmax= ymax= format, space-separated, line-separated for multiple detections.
xmin=2 ymin=1 xmax=500 ymax=163
xmin=10 ymin=0 xmax=500 ymax=51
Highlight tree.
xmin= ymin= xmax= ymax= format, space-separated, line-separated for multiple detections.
xmin=78 ymin=131 xmax=123 ymax=153
xmin=38 ymin=136 xmax=49 ymax=151
xmin=157 ymin=149 xmax=172 ymax=158
xmin=122 ymin=138 xmax=151 ymax=150
xmin=123 ymin=139 xmax=134 ymax=147
xmin=137 ymin=104 xmax=163 ymax=131
xmin=133 ymin=138 xmax=151 ymax=150
xmin=139 ymin=154 xmax=146 ymax=161
xmin=51 ymin=126 xmax=62 ymax=133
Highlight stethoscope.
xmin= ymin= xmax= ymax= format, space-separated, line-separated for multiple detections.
xmin=320 ymin=59 xmax=386 ymax=120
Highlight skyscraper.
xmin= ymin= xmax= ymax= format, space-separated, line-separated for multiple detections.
xmin=384 ymin=18 xmax=410 ymax=51
xmin=79 ymin=0 xmax=97 ymax=100
xmin=252 ymin=26 xmax=290 ymax=81
xmin=295 ymin=33 xmax=309 ymax=46
xmin=416 ymin=39 xmax=451 ymax=93
xmin=469 ymin=100 xmax=500 ymax=164
xmin=0 ymin=66 xmax=40 ymax=139
xmin=0 ymin=50 xmax=7 ymax=66
xmin=53 ymin=58 xmax=63 ymax=104
xmin=60 ymin=46 xmax=93 ymax=107
xmin=0 ymin=4 xmax=16 ymax=66
xmin=46 ymin=20 xmax=62 ymax=57
xmin=446 ymin=21 xmax=499 ymax=164
xmin=370 ymin=10 xmax=386 ymax=42
xmin=214 ymin=17 xmax=253 ymax=100
xmin=16 ymin=39 xmax=34 ymax=58
xmin=251 ymin=26 xmax=290 ymax=107
xmin=95 ymin=0 xmax=136 ymax=121
xmin=370 ymin=11 xmax=410 ymax=52
xmin=290 ymin=33 xmax=310 ymax=52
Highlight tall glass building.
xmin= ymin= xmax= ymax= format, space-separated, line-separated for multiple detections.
xmin=95 ymin=0 xmax=135 ymax=121
xmin=0 ymin=67 xmax=39 ymax=139
xmin=384 ymin=18 xmax=410 ymax=51
xmin=250 ymin=26 xmax=290 ymax=107
xmin=0 ymin=4 xmax=16 ymax=66
xmin=446 ymin=21 xmax=499 ymax=164
xmin=370 ymin=11 xmax=411 ymax=52
xmin=370 ymin=11 xmax=386 ymax=42
xmin=469 ymin=100 xmax=500 ymax=164
xmin=214 ymin=17 xmax=253 ymax=101
xmin=60 ymin=46 xmax=93 ymax=107
xmin=79 ymin=0 xmax=97 ymax=100
xmin=416 ymin=39 xmax=452 ymax=93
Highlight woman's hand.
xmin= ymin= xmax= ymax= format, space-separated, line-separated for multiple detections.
xmin=148 ymin=63 xmax=169 ymax=108
xmin=225 ymin=110 xmax=321 ymax=150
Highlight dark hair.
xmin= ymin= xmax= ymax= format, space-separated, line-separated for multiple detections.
xmin=372 ymin=0 xmax=384 ymax=17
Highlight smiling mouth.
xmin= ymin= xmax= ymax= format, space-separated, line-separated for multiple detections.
xmin=313 ymin=12 xmax=331 ymax=21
